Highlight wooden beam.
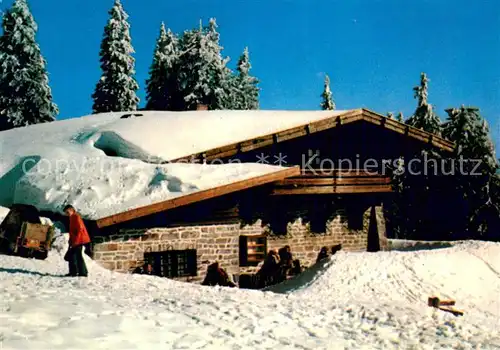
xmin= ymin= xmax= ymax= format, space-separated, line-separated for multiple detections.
xmin=299 ymin=169 xmax=387 ymax=177
xmin=97 ymin=166 xmax=301 ymax=228
xmin=361 ymin=109 xmax=455 ymax=152
xmin=240 ymin=136 xmax=274 ymax=153
xmin=271 ymin=184 xmax=393 ymax=195
xmin=276 ymin=177 xmax=391 ymax=186
xmin=276 ymin=127 xmax=309 ymax=143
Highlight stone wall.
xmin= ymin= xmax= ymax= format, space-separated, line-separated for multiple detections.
xmin=92 ymin=205 xmax=386 ymax=283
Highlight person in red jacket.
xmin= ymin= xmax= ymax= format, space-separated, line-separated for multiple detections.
xmin=64 ymin=205 xmax=91 ymax=277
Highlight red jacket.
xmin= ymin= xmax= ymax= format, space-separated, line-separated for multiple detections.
xmin=69 ymin=213 xmax=91 ymax=247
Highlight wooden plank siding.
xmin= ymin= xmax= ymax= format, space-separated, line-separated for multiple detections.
xmin=96 ymin=166 xmax=301 ymax=228
xmin=271 ymin=169 xmax=393 ymax=195
xmin=272 ymin=186 xmax=393 ymax=195
xmin=171 ymin=109 xmax=454 ymax=163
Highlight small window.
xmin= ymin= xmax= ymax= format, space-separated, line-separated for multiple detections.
xmin=239 ymin=235 xmax=267 ymax=267
xmin=144 ymin=249 xmax=197 ymax=278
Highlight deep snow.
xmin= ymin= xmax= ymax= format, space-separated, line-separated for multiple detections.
xmin=0 ymin=239 xmax=499 ymax=349
xmin=0 ymin=110 xmax=336 ymax=219
xmin=13 ymin=161 xmax=285 ymax=220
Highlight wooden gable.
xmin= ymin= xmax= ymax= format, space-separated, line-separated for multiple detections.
xmin=171 ymin=109 xmax=454 ymax=163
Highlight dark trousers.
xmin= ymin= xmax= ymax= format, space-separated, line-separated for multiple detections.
xmin=68 ymin=245 xmax=88 ymax=277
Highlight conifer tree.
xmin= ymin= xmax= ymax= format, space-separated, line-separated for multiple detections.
xmin=396 ymin=111 xmax=404 ymax=123
xmin=145 ymin=23 xmax=179 ymax=111
xmin=443 ymin=106 xmax=497 ymax=167
xmin=234 ymin=47 xmax=259 ymax=109
xmin=177 ymin=27 xmax=204 ymax=110
xmin=406 ymin=73 xmax=441 ymax=135
xmin=205 ymin=18 xmax=231 ymax=110
xmin=177 ymin=18 xmax=230 ymax=110
xmin=442 ymin=106 xmax=499 ymax=236
xmin=92 ymin=0 xmax=139 ymax=113
xmin=0 ymin=0 xmax=58 ymax=130
xmin=320 ymin=75 xmax=335 ymax=110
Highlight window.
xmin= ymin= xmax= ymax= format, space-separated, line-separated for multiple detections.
xmin=239 ymin=235 xmax=267 ymax=267
xmin=144 ymin=249 xmax=197 ymax=278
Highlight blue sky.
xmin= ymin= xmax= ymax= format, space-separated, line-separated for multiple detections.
xmin=2 ymin=0 xmax=499 ymax=151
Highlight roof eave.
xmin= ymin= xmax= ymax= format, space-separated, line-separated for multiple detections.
xmin=96 ymin=166 xmax=301 ymax=228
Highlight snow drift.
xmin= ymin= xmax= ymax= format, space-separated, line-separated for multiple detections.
xmin=0 ymin=241 xmax=499 ymax=349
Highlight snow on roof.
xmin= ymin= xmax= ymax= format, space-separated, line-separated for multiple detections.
xmin=96 ymin=109 xmax=349 ymax=161
xmin=14 ymin=160 xmax=285 ymax=220
xmin=1 ymin=110 xmax=346 ymax=219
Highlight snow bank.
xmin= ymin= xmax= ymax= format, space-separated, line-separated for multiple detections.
xmin=388 ymin=239 xmax=456 ymax=251
xmin=0 ymin=110 xmax=325 ymax=218
xmin=0 ymin=241 xmax=499 ymax=349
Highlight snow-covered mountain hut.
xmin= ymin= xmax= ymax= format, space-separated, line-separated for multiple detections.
xmin=85 ymin=109 xmax=454 ymax=282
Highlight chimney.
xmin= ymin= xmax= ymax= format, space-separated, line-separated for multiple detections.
xmin=196 ymin=104 xmax=208 ymax=111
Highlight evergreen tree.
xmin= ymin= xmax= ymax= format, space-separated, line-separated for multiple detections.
xmin=145 ymin=22 xmax=179 ymax=111
xmin=406 ymin=73 xmax=441 ymax=135
xmin=396 ymin=111 xmax=404 ymax=123
xmin=442 ymin=106 xmax=499 ymax=236
xmin=177 ymin=19 xmax=229 ymax=110
xmin=92 ymin=0 xmax=139 ymax=113
xmin=176 ymin=27 xmax=204 ymax=110
xmin=205 ymin=18 xmax=231 ymax=110
xmin=443 ymin=106 xmax=497 ymax=168
xmin=234 ymin=47 xmax=259 ymax=109
xmin=320 ymin=75 xmax=335 ymax=110
xmin=0 ymin=0 xmax=58 ymax=130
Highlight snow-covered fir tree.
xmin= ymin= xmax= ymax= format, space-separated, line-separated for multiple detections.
xmin=443 ymin=105 xmax=499 ymax=236
xmin=145 ymin=22 xmax=179 ymax=111
xmin=443 ymin=106 xmax=497 ymax=173
xmin=234 ymin=47 xmax=259 ymax=109
xmin=0 ymin=0 xmax=58 ymax=130
xmin=204 ymin=18 xmax=232 ymax=110
xmin=406 ymin=73 xmax=441 ymax=135
xmin=176 ymin=27 xmax=204 ymax=110
xmin=396 ymin=111 xmax=404 ymax=123
xmin=177 ymin=18 xmax=230 ymax=110
xmin=320 ymin=75 xmax=335 ymax=110
xmin=92 ymin=0 xmax=139 ymax=114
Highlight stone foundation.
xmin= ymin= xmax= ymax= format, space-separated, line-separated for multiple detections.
xmin=92 ymin=206 xmax=386 ymax=283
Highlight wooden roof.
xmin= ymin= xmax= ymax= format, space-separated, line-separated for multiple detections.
xmin=96 ymin=166 xmax=300 ymax=228
xmin=172 ymin=109 xmax=455 ymax=162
